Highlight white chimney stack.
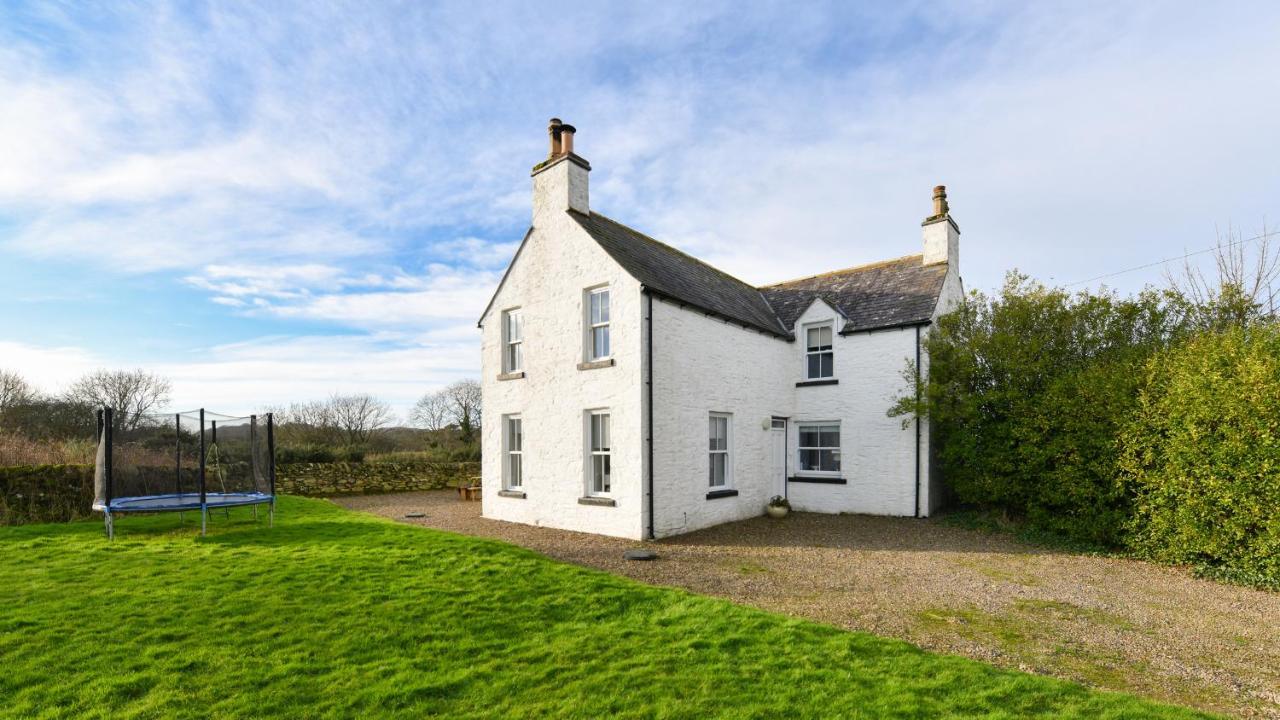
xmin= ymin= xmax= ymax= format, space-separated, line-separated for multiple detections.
xmin=531 ymin=117 xmax=589 ymax=225
xmin=922 ymin=184 xmax=959 ymax=269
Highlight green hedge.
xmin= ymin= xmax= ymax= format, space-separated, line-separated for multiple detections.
xmin=908 ymin=274 xmax=1279 ymax=582
xmin=1120 ymin=326 xmax=1280 ymax=579
xmin=904 ymin=275 xmax=1175 ymax=546
xmin=275 ymin=461 xmax=479 ymax=496
xmin=0 ymin=461 xmax=481 ymax=525
xmin=0 ymin=465 xmax=95 ymax=525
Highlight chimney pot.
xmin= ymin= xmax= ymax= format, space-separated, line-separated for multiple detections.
xmin=560 ymin=124 xmax=576 ymax=155
xmin=548 ymin=118 xmax=563 ymax=157
xmin=932 ymin=185 xmax=949 ymax=217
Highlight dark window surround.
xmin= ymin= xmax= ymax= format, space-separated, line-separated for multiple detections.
xmin=705 ymin=488 xmax=739 ymax=500
xmin=497 ymin=371 xmax=526 ymax=381
xmin=577 ymin=358 xmax=616 ymax=371
xmin=796 ymin=379 xmax=838 ymax=387
xmin=578 ymin=496 xmax=617 ymax=507
xmin=788 ymin=476 xmax=847 ymax=485
xmin=497 ymin=490 xmax=527 ymax=499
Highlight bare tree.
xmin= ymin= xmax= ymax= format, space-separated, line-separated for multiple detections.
xmin=328 ymin=393 xmax=394 ymax=446
xmin=65 ymin=369 xmax=171 ymax=431
xmin=1166 ymin=224 xmax=1280 ymax=330
xmin=410 ymin=390 xmax=451 ymax=431
xmin=444 ymin=379 xmax=482 ymax=443
xmin=0 ymin=370 xmax=37 ymax=412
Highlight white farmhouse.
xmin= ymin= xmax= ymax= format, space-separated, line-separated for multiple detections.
xmin=479 ymin=119 xmax=963 ymax=540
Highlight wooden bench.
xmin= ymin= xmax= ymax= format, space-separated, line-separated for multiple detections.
xmin=457 ymin=477 xmax=482 ymax=501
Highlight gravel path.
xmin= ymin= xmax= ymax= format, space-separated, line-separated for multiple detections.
xmin=336 ymin=491 xmax=1280 ymax=718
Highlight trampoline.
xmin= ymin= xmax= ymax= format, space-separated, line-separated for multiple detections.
xmin=93 ymin=407 xmax=276 ymax=539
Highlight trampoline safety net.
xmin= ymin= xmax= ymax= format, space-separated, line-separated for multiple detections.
xmin=94 ymin=407 xmax=275 ymax=513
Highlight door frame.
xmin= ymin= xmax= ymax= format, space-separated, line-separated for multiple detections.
xmin=770 ymin=416 xmax=789 ymax=499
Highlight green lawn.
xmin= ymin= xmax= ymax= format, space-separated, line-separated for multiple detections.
xmin=1 ymin=497 xmax=1213 ymax=719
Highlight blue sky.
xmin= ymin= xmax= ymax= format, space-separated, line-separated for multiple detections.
xmin=2 ymin=1 xmax=1278 ymax=419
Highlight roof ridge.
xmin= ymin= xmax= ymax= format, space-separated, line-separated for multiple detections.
xmin=579 ymin=210 xmax=766 ymax=297
xmin=760 ymin=253 xmax=925 ymax=288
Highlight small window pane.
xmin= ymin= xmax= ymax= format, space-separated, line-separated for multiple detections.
xmin=820 ymin=353 xmax=832 ymax=377
xmin=710 ymin=454 xmax=726 ymax=486
xmin=593 ymin=455 xmax=611 ymax=493
xmin=807 ymin=354 xmax=821 ymax=378
xmin=590 ymin=289 xmax=610 ymax=324
xmin=819 ymin=427 xmax=839 ymax=447
xmin=771 ymin=418 xmax=786 ymax=429
xmin=799 ymin=428 xmax=819 ymax=447
xmin=821 ymin=450 xmax=840 ymax=472
xmin=509 ymin=454 xmax=522 ymax=486
xmin=592 ymin=326 xmax=610 ymax=358
xmin=800 ymin=449 xmax=818 ymax=471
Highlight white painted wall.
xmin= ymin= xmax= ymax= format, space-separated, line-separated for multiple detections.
xmin=648 ymin=293 xmax=940 ymax=536
xmin=649 ymin=297 xmax=793 ymax=537
xmin=786 ymin=300 xmax=923 ymax=517
xmin=480 ymin=190 xmax=646 ymax=539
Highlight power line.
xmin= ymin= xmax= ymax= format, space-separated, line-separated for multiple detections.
xmin=1063 ymin=229 xmax=1278 ymax=288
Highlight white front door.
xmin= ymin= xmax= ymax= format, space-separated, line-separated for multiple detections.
xmin=769 ymin=418 xmax=787 ymax=498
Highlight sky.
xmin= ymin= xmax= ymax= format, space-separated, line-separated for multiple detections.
xmin=2 ymin=1 xmax=1278 ymax=420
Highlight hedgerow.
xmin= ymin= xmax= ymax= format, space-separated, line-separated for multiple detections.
xmin=1120 ymin=326 xmax=1280 ymax=578
xmin=899 ymin=272 xmax=1279 ymax=583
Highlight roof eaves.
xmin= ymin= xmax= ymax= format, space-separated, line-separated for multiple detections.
xmin=646 ymin=287 xmax=793 ymax=340
xmin=839 ymin=318 xmax=932 ymax=335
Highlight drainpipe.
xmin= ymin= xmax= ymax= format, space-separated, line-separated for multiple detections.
xmin=645 ymin=289 xmax=656 ymax=540
xmin=914 ymin=324 xmax=922 ymax=518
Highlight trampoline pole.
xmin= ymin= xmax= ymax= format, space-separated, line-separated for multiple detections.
xmin=199 ymin=408 xmax=207 ymax=537
xmin=104 ymin=510 xmax=112 ymax=540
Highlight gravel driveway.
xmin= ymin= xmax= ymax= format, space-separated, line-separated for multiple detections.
xmin=335 ymin=491 xmax=1279 ymax=718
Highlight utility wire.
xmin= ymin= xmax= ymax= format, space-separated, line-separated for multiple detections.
xmin=1063 ymin=229 xmax=1278 ymax=287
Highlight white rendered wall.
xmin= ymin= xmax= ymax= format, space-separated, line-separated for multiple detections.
xmin=786 ymin=300 xmax=923 ymax=517
xmin=649 ymin=298 xmax=793 ymax=537
xmin=479 ymin=206 xmax=645 ymax=539
xmin=649 ymin=296 xmax=933 ymax=535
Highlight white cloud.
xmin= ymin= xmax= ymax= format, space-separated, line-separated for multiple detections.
xmin=2 ymin=1 xmax=1279 ymax=405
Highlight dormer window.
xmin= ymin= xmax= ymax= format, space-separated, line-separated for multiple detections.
xmin=804 ymin=322 xmax=834 ymax=379
xmin=586 ymin=287 xmax=611 ymax=360
xmin=503 ymin=309 xmax=523 ymax=373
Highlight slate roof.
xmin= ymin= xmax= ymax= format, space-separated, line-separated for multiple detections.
xmin=570 ymin=210 xmax=948 ymax=337
xmin=760 ymin=255 xmax=948 ymax=333
xmin=569 ymin=211 xmax=790 ymax=338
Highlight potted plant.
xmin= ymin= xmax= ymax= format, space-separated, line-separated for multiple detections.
xmin=766 ymin=495 xmax=790 ymax=519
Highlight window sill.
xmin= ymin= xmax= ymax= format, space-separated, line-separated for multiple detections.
xmin=706 ymin=488 xmax=739 ymax=500
xmin=578 ymin=496 xmax=616 ymax=507
xmin=788 ymin=475 xmax=847 ymax=484
xmin=796 ymin=378 xmax=838 ymax=387
xmin=577 ymin=358 xmax=615 ymax=371
xmin=497 ymin=371 xmax=526 ymax=381
xmin=497 ymin=490 xmax=526 ymax=499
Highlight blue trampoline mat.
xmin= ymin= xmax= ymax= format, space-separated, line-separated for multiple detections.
xmin=94 ymin=492 xmax=273 ymax=513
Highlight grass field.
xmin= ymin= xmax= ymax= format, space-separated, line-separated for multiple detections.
xmin=0 ymin=497 xmax=1213 ymax=719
